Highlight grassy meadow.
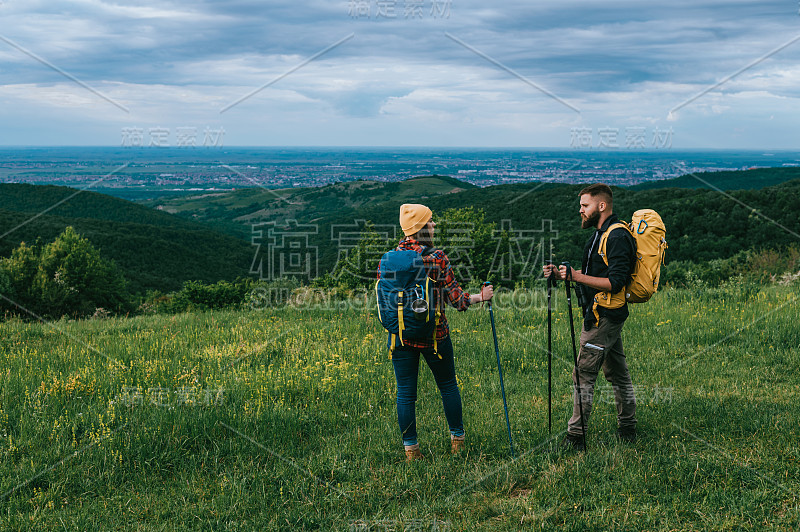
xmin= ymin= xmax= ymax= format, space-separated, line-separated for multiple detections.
xmin=1 ymin=282 xmax=798 ymax=530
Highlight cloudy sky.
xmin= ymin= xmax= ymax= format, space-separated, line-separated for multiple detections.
xmin=1 ymin=0 xmax=799 ymax=148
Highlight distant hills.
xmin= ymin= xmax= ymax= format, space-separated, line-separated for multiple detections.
xmin=630 ymin=166 xmax=800 ymax=191
xmin=2 ymin=168 xmax=798 ymax=295
xmin=143 ymin=174 xmax=475 ymax=238
xmin=143 ymin=169 xmax=800 ymax=275
xmin=0 ymin=176 xmax=476 ymax=294
xmin=0 ymin=184 xmax=255 ymax=294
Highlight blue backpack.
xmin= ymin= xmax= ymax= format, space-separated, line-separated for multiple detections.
xmin=375 ymin=247 xmax=439 ymax=354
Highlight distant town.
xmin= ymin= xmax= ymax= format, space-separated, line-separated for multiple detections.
xmin=1 ymin=147 xmax=798 ymax=200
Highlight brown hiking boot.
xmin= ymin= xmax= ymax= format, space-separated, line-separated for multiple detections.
xmin=451 ymin=435 xmax=466 ymax=454
xmin=404 ymin=444 xmax=423 ymax=461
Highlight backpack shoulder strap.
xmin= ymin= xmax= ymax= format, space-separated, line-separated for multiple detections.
xmin=597 ymin=222 xmax=631 ymax=266
xmin=419 ymin=246 xmax=441 ymax=279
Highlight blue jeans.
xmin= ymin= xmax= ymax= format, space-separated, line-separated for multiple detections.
xmin=391 ymin=336 xmax=465 ymax=446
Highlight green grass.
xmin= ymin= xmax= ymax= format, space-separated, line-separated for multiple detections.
xmin=1 ymin=284 xmax=798 ymax=530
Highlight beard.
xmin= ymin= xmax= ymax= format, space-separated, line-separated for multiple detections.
xmin=581 ymin=210 xmax=600 ymax=229
xmin=415 ymin=229 xmax=434 ymax=247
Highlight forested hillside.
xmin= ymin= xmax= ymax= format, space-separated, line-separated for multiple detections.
xmin=144 ymin=172 xmax=800 ymax=279
xmin=3 ymin=171 xmax=798 ymax=299
xmin=416 ymin=179 xmax=800 ymax=265
xmin=145 ymin=175 xmax=475 ymax=239
xmin=630 ymin=166 xmax=800 ymax=191
xmin=0 ymin=184 xmax=254 ymax=294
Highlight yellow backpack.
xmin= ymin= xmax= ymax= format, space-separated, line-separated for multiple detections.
xmin=593 ymin=209 xmax=668 ymax=321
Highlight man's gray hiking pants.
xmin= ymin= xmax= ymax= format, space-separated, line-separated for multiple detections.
xmin=568 ymin=317 xmax=637 ymax=436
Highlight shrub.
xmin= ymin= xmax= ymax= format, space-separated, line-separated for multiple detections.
xmin=139 ymin=277 xmax=303 ymax=314
xmin=661 ymin=245 xmax=800 ymax=288
xmin=0 ymin=227 xmax=130 ymax=319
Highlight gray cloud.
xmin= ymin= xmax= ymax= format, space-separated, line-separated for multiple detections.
xmin=1 ymin=0 xmax=799 ymax=146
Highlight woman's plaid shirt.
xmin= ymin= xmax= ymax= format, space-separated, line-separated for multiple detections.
xmin=377 ymin=238 xmax=472 ymax=350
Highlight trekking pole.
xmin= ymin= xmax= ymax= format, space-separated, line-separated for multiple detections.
xmin=545 ymin=260 xmax=557 ymax=435
xmin=561 ymin=262 xmax=587 ymax=451
xmin=483 ymin=281 xmax=515 ymax=458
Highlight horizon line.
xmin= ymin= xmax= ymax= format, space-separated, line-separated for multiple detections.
xmin=0 ymin=145 xmax=799 ymax=152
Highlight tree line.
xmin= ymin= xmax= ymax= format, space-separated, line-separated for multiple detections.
xmin=3 ymin=206 xmax=798 ymax=320
xmin=3 ymin=176 xmax=800 ymax=319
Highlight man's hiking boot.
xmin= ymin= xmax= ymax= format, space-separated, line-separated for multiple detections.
xmin=404 ymin=444 xmax=423 ymax=461
xmin=451 ymin=435 xmax=466 ymax=454
xmin=617 ymin=427 xmax=637 ymax=443
xmin=561 ymin=432 xmax=586 ymax=452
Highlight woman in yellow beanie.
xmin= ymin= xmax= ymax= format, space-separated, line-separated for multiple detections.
xmin=378 ymin=203 xmax=493 ymax=461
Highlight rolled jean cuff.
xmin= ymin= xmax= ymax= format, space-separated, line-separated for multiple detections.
xmin=403 ymin=437 xmax=418 ymax=447
xmin=450 ymin=429 xmax=465 ymax=438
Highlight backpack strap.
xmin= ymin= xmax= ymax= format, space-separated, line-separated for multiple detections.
xmin=397 ymin=290 xmax=405 ymax=346
xmin=597 ymin=222 xmax=630 ymax=266
xmin=592 ymin=222 xmax=632 ymax=323
xmin=374 ymin=279 xmax=383 ymax=324
xmin=421 ymin=246 xmax=443 ymax=358
xmin=432 ymin=304 xmax=441 ymax=359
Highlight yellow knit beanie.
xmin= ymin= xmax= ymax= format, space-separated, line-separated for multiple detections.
xmin=399 ymin=203 xmax=432 ymax=236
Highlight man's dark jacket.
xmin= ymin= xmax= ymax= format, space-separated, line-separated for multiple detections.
xmin=579 ymin=214 xmax=636 ymax=329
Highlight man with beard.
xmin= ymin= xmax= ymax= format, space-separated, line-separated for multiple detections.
xmin=543 ymin=184 xmax=638 ymax=450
